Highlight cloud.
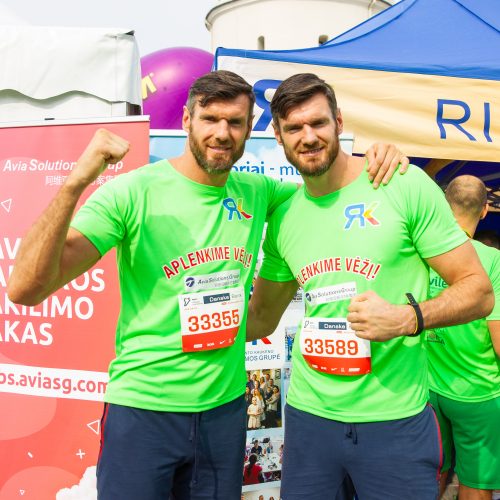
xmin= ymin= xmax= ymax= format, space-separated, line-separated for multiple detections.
xmin=56 ymin=466 xmax=97 ymax=500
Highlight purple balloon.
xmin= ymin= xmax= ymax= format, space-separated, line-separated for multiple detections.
xmin=141 ymin=47 xmax=214 ymax=129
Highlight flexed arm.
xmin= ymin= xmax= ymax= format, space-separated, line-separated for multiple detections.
xmin=347 ymin=241 xmax=494 ymax=341
xmin=7 ymin=129 xmax=129 ymax=305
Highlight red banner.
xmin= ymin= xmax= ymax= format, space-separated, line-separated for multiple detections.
xmin=0 ymin=119 xmax=149 ymax=499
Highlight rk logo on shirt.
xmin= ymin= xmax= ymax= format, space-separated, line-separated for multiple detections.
xmin=344 ymin=202 xmax=380 ymax=230
xmin=222 ymin=197 xmax=253 ymax=221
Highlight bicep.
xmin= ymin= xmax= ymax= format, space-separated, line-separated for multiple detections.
xmin=487 ymin=320 xmax=500 ymax=358
xmin=426 ymin=241 xmax=487 ymax=285
xmin=58 ymin=228 xmax=102 ymax=286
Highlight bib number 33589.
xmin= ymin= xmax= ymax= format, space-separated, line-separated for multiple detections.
xmin=300 ymin=317 xmax=371 ymax=375
xmin=179 ymin=286 xmax=245 ymax=352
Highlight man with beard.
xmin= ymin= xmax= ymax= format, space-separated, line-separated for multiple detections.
xmin=247 ymin=73 xmax=494 ymax=500
xmin=8 ymin=70 xmax=407 ymax=500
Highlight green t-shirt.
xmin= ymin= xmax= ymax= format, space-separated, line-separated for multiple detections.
xmin=427 ymin=240 xmax=500 ymax=402
xmin=71 ymin=160 xmax=296 ymax=411
xmin=260 ymin=165 xmax=467 ymax=422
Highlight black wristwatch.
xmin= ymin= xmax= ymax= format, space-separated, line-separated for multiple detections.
xmin=405 ymin=292 xmax=424 ymax=337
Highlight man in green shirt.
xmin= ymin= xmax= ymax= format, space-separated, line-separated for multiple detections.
xmin=247 ymin=73 xmax=494 ymax=499
xmin=7 ymin=70 xmax=407 ymax=500
xmin=427 ymin=175 xmax=500 ymax=499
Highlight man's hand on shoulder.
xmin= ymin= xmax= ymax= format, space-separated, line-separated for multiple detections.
xmin=365 ymin=143 xmax=410 ymax=189
xmin=347 ymin=290 xmax=415 ymax=341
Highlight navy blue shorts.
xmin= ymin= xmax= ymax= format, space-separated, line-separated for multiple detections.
xmin=281 ymin=403 xmax=442 ymax=500
xmin=96 ymin=396 xmax=246 ymax=500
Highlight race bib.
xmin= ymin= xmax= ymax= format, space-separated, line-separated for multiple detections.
xmin=179 ymin=286 xmax=245 ymax=352
xmin=300 ymin=317 xmax=371 ymax=375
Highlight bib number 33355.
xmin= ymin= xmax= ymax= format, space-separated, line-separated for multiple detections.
xmin=179 ymin=286 xmax=245 ymax=352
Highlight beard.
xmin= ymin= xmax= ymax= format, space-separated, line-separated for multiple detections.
xmin=282 ymin=135 xmax=340 ymax=178
xmin=189 ymin=125 xmax=246 ymax=175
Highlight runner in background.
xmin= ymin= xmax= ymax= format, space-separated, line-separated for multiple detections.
xmin=427 ymin=175 xmax=500 ymax=500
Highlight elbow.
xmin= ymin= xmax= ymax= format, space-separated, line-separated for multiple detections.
xmin=482 ymin=291 xmax=495 ymax=319
xmin=254 ymin=320 xmax=276 ymax=340
xmin=7 ymin=279 xmax=46 ymax=306
xmin=7 ymin=289 xmax=28 ymax=306
xmin=465 ymin=270 xmax=495 ymax=320
xmin=7 ymin=290 xmax=40 ymax=307
xmin=479 ymin=280 xmax=495 ymax=319
xmin=475 ymin=278 xmax=495 ymax=318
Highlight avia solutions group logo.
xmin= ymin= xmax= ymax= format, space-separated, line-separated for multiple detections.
xmin=344 ymin=202 xmax=380 ymax=230
xmin=222 ymin=197 xmax=253 ymax=221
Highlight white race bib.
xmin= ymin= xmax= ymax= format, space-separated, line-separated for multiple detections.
xmin=179 ymin=286 xmax=245 ymax=352
xmin=300 ymin=317 xmax=371 ymax=375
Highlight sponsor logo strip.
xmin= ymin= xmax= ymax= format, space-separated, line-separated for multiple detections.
xmin=184 ymin=270 xmax=240 ymax=292
xmin=182 ymin=327 xmax=239 ymax=352
xmin=305 ymin=282 xmax=357 ymax=306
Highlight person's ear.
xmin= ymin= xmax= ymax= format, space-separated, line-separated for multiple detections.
xmin=273 ymin=122 xmax=283 ymax=145
xmin=336 ymin=109 xmax=344 ymax=135
xmin=182 ymin=106 xmax=191 ymax=134
xmin=480 ymin=203 xmax=489 ymax=220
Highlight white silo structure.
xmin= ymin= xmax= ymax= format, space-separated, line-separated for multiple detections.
xmin=206 ymin=0 xmax=396 ymax=52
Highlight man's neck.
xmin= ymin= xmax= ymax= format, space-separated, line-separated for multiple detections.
xmin=303 ymin=151 xmax=365 ymax=197
xmin=455 ymin=214 xmax=478 ymax=239
xmin=169 ymin=150 xmax=230 ymax=188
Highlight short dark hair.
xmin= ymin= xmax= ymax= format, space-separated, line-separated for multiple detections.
xmin=186 ymin=70 xmax=255 ymax=116
xmin=445 ymin=175 xmax=488 ymax=219
xmin=271 ymin=73 xmax=338 ymax=128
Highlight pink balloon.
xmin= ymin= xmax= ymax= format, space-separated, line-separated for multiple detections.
xmin=141 ymin=47 xmax=214 ymax=130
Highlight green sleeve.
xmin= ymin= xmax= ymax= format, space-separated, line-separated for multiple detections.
xmin=263 ymin=177 xmax=297 ymax=219
xmin=70 ymin=177 xmax=127 ymax=256
xmin=485 ymin=246 xmax=500 ymax=321
xmin=259 ymin=209 xmax=295 ymax=282
xmin=403 ymin=167 xmax=468 ymax=258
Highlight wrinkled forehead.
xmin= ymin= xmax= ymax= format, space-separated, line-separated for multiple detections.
xmin=193 ymin=94 xmax=253 ymax=116
xmin=277 ymin=92 xmax=337 ymax=127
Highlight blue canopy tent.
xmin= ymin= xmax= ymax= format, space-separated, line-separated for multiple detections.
xmin=215 ymin=0 xmax=500 ymax=231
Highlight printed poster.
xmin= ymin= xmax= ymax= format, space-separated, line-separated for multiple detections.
xmin=0 ymin=118 xmax=149 ymax=500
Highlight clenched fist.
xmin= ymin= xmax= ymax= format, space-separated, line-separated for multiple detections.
xmin=68 ymin=129 xmax=130 ymax=188
xmin=347 ymin=290 xmax=415 ymax=341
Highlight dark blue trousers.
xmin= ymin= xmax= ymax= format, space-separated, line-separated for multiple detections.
xmin=281 ymin=403 xmax=442 ymax=500
xmin=97 ymin=396 xmax=246 ymax=500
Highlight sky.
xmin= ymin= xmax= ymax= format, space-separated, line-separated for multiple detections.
xmin=0 ymin=0 xmax=216 ymax=56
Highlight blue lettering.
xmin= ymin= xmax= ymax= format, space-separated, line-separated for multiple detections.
xmin=344 ymin=204 xmax=365 ymax=230
xmin=436 ymin=99 xmax=476 ymax=141
xmin=231 ymin=160 xmax=265 ymax=173
xmin=253 ymin=79 xmax=281 ymax=131
xmin=223 ymin=197 xmax=241 ymax=221
xmin=484 ymin=102 xmax=492 ymax=142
